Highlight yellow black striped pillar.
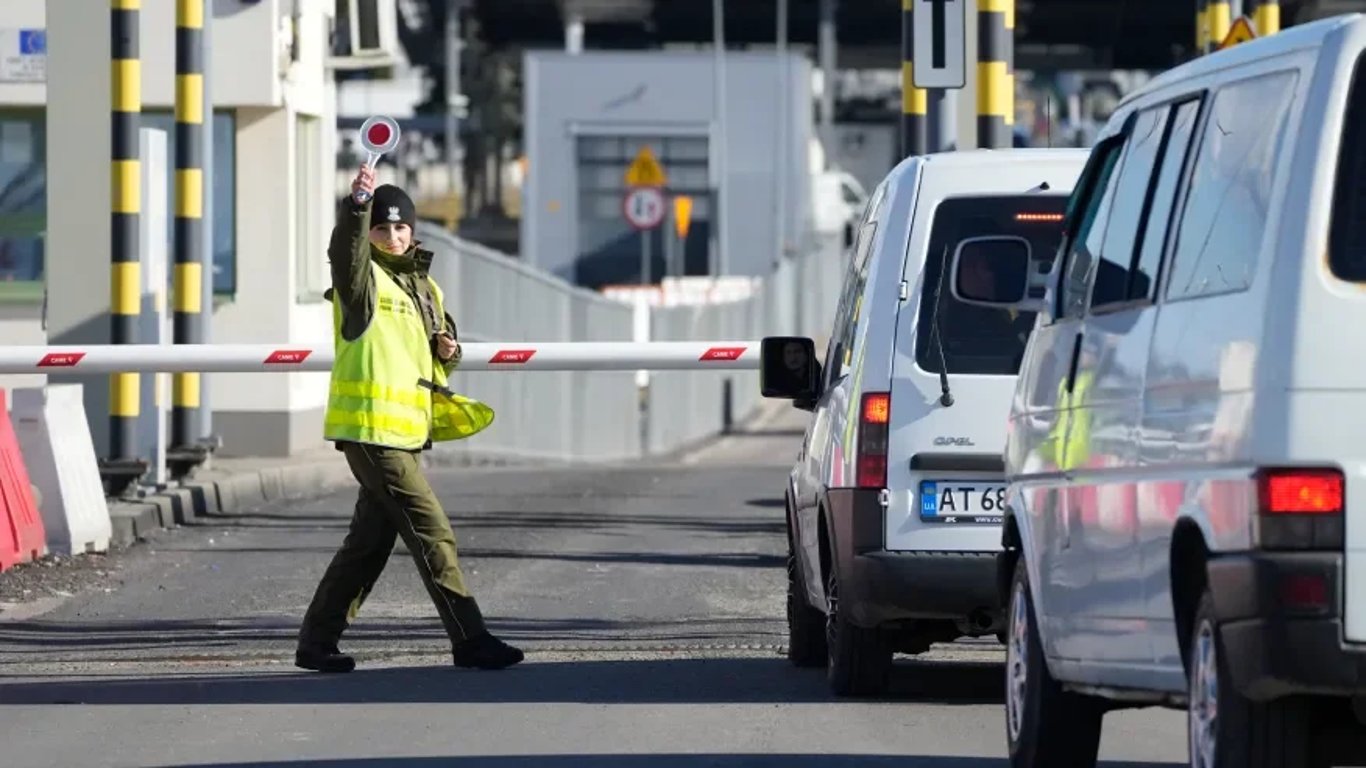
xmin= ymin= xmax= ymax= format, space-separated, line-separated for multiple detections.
xmin=977 ymin=0 xmax=1013 ymax=149
xmin=1196 ymin=0 xmax=1209 ymax=54
xmin=1205 ymin=0 xmax=1232 ymax=52
xmin=900 ymin=0 xmax=927 ymax=158
xmin=111 ymin=0 xmax=141 ymax=462
xmin=173 ymin=0 xmax=205 ymax=451
xmin=1250 ymin=0 xmax=1280 ymax=36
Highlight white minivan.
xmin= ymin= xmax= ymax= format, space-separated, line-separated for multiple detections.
xmin=948 ymin=14 xmax=1366 ymax=768
xmin=760 ymin=148 xmax=1087 ymax=695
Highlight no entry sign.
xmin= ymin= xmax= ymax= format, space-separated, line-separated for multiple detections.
xmin=623 ymin=186 xmax=665 ymax=230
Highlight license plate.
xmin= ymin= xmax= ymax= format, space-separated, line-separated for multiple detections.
xmin=919 ymin=481 xmax=1007 ymax=524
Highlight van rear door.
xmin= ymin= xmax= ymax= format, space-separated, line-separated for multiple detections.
xmin=884 ymin=193 xmax=1070 ymax=552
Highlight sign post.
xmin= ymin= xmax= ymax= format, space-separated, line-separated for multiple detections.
xmin=913 ymin=0 xmax=966 ymax=89
xmin=623 ymin=146 xmax=668 ymax=285
xmin=354 ymin=115 xmax=401 ymax=203
xmin=911 ymin=0 xmax=966 ymax=153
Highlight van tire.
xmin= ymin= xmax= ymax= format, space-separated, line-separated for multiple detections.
xmin=786 ymin=546 xmax=827 ymax=667
xmin=1006 ymin=557 xmax=1105 ymax=768
xmin=825 ymin=559 xmax=891 ymax=696
xmin=1186 ymin=589 xmax=1326 ymax=768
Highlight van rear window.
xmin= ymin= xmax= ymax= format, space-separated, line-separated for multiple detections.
xmin=915 ymin=195 xmax=1069 ymax=376
xmin=1329 ymin=55 xmax=1366 ymax=282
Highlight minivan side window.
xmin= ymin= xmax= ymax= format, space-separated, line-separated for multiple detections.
xmin=1131 ymin=98 xmax=1202 ymax=300
xmin=1328 ymin=55 xmax=1366 ymax=282
xmin=1058 ymin=141 xmax=1125 ymax=319
xmin=1164 ymin=70 xmax=1298 ymax=301
xmin=1087 ymin=108 xmax=1167 ymax=311
xmin=825 ymin=182 xmax=887 ymax=385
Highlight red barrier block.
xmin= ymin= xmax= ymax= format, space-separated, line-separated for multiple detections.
xmin=0 ymin=389 xmax=46 ymax=572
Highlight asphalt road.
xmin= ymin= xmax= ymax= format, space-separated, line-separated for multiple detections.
xmin=0 ymin=408 xmax=1186 ymax=768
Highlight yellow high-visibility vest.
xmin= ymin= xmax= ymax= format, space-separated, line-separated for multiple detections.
xmin=1044 ymin=371 xmax=1094 ymax=471
xmin=323 ymin=262 xmax=494 ymax=450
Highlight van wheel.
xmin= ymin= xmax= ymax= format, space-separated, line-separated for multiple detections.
xmin=1187 ymin=589 xmax=1326 ymax=768
xmin=1006 ymin=557 xmax=1105 ymax=768
xmin=786 ymin=544 xmax=827 ymax=667
xmin=825 ymin=559 xmax=891 ymax=696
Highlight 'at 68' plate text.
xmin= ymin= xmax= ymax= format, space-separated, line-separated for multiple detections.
xmin=919 ymin=481 xmax=1006 ymax=524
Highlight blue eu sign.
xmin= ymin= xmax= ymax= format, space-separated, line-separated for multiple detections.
xmin=19 ymin=29 xmax=45 ymax=56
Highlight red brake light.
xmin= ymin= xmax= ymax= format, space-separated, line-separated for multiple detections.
xmin=1259 ymin=470 xmax=1344 ymax=515
xmin=862 ymin=393 xmax=890 ymax=424
xmin=1015 ymin=212 xmax=1064 ymax=223
xmin=857 ymin=392 xmax=890 ymax=489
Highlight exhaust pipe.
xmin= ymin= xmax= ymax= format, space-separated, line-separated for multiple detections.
xmin=956 ymin=608 xmax=1003 ymax=636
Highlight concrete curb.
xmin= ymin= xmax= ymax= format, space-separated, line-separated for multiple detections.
xmin=105 ymin=457 xmax=358 ymax=549
xmin=101 ymin=448 xmax=558 ymax=549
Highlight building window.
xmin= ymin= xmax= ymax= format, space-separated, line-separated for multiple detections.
xmin=0 ymin=110 xmax=236 ymax=302
xmin=142 ymin=110 xmax=238 ymax=296
xmin=0 ymin=109 xmax=45 ymax=302
xmin=295 ymin=114 xmax=325 ymax=302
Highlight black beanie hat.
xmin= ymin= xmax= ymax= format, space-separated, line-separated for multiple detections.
xmin=371 ymin=184 xmax=416 ymax=229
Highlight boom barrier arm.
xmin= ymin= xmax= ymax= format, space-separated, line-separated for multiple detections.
xmin=0 ymin=342 xmax=762 ymax=374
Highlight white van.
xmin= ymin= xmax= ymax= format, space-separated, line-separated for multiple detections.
xmin=948 ymin=14 xmax=1366 ymax=768
xmin=759 ymin=148 xmax=1088 ymax=695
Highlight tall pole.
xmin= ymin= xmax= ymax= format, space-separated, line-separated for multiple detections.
xmin=901 ymin=0 xmax=927 ymax=158
xmin=1206 ymin=0 xmax=1232 ymax=53
xmin=818 ymin=0 xmax=836 ymax=151
xmin=198 ymin=0 xmax=214 ymax=451
xmin=977 ymin=0 xmax=1013 ymax=149
xmin=775 ymin=0 xmax=787 ymax=261
xmin=446 ymin=0 xmax=462 ymax=204
xmin=1250 ymin=0 xmax=1280 ymax=36
xmin=1196 ymin=0 xmax=1209 ymax=55
xmin=173 ymin=0 xmax=205 ymax=456
xmin=110 ymin=0 xmax=142 ymax=465
xmin=712 ymin=0 xmax=729 ymax=276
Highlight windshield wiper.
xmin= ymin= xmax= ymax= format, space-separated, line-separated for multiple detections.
xmin=929 ymin=247 xmax=955 ymax=407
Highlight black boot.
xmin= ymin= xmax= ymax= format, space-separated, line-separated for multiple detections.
xmin=452 ymin=632 xmax=524 ymax=670
xmin=295 ymin=642 xmax=356 ymax=673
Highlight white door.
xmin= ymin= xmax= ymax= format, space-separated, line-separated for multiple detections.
xmin=885 ymin=187 xmax=1076 ymax=552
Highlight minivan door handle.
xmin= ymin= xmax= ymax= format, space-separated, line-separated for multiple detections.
xmin=1064 ymin=332 xmax=1084 ymax=393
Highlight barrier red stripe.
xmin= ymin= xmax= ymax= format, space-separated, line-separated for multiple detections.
xmin=490 ymin=350 xmax=536 ymax=364
xmin=700 ymin=347 xmax=747 ymax=361
xmin=37 ymin=352 xmax=85 ymax=367
xmin=263 ymin=350 xmax=312 ymax=364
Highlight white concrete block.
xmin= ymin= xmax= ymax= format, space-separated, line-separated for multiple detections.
xmin=11 ymin=384 xmax=112 ymax=555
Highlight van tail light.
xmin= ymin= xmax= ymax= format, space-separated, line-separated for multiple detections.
xmin=1255 ymin=468 xmax=1345 ymax=551
xmin=857 ymin=392 xmax=890 ymax=489
xmin=1258 ymin=469 xmax=1344 ymax=515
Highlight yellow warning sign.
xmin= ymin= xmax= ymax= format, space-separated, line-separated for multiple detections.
xmin=674 ymin=195 xmax=693 ymax=240
xmin=1217 ymin=15 xmax=1257 ymax=50
xmin=625 ymin=145 xmax=667 ymax=188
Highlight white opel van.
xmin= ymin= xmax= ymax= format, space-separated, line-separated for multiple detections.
xmin=759 ymin=148 xmax=1088 ymax=696
xmin=949 ymin=14 xmax=1366 ymax=768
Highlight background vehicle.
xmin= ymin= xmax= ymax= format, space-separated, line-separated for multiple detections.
xmin=760 ymin=149 xmax=1087 ymax=696
xmin=950 ymin=14 xmax=1366 ymax=767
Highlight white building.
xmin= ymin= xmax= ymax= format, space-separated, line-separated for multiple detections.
xmin=0 ymin=0 xmax=401 ymax=458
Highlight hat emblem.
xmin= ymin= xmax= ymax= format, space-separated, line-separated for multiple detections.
xmin=387 ymin=206 xmax=401 ymax=222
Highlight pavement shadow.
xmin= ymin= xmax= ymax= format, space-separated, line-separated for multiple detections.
xmin=199 ymin=511 xmax=786 ymax=536
xmin=137 ymin=756 xmax=1180 ymax=768
xmin=0 ymin=615 xmax=783 ymax=654
xmin=0 ymin=656 xmax=1005 ymax=707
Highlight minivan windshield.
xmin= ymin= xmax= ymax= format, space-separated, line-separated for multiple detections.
xmin=915 ymin=195 xmax=1069 ymax=376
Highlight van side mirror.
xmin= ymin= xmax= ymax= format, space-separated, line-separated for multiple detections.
xmin=950 ymin=236 xmax=1047 ymax=313
xmin=760 ymin=336 xmax=820 ymax=410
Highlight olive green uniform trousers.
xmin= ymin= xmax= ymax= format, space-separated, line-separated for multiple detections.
xmin=299 ymin=441 xmax=486 ymax=647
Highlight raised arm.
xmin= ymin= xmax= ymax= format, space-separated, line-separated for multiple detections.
xmin=328 ymin=165 xmax=377 ymax=340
